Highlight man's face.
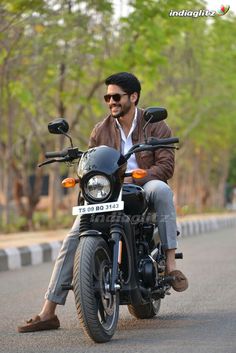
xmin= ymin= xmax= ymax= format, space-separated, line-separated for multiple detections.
xmin=105 ymin=84 xmax=137 ymax=119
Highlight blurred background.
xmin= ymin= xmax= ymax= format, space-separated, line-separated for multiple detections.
xmin=0 ymin=0 xmax=236 ymax=233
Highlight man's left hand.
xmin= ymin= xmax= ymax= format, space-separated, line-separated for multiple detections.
xmin=124 ymin=176 xmax=134 ymax=184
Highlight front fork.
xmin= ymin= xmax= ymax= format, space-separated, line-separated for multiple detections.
xmin=109 ymin=222 xmax=123 ymax=294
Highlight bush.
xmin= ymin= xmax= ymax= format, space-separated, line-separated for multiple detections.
xmin=0 ymin=214 xmax=28 ymax=233
xmin=33 ymin=211 xmax=73 ymax=230
xmin=0 ymin=210 xmax=73 ymax=234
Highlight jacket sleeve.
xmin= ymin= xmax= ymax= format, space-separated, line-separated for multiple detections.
xmin=88 ymin=124 xmax=99 ymax=148
xmin=135 ymin=122 xmax=175 ymax=186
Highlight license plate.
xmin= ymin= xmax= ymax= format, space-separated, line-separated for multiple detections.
xmin=72 ymin=201 xmax=124 ymax=215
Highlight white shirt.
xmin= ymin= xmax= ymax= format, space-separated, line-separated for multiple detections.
xmin=116 ymin=108 xmax=139 ymax=172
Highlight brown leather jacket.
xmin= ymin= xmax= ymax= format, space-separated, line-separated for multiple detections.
xmin=88 ymin=108 xmax=175 ymax=186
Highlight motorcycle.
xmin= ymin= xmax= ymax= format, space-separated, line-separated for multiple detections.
xmin=39 ymin=107 xmax=182 ymax=343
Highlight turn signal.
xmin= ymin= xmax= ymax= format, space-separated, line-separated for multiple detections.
xmin=131 ymin=169 xmax=148 ymax=179
xmin=61 ymin=178 xmax=79 ymax=188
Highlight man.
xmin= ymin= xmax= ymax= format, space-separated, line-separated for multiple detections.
xmin=18 ymin=72 xmax=188 ymax=333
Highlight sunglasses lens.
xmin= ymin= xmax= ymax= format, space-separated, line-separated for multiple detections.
xmin=104 ymin=94 xmax=122 ymax=102
xmin=104 ymin=94 xmax=110 ymax=102
xmin=113 ymin=94 xmax=121 ymax=102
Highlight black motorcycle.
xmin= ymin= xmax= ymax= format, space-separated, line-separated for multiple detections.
xmin=39 ymin=107 xmax=182 ymax=343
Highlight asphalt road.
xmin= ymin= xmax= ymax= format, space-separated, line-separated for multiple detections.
xmin=1 ymin=227 xmax=236 ymax=353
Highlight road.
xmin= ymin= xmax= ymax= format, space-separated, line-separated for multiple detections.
xmin=1 ymin=227 xmax=236 ymax=353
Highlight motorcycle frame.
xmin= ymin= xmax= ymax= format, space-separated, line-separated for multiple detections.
xmin=78 ymin=190 xmax=152 ymax=307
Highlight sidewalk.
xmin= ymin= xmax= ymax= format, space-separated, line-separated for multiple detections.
xmin=1 ymin=213 xmax=236 ymax=272
xmin=0 ymin=228 xmax=68 ymax=249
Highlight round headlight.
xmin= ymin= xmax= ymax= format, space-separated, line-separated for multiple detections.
xmin=84 ymin=175 xmax=111 ymax=201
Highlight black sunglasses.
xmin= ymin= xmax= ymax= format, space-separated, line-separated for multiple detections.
xmin=104 ymin=93 xmax=128 ymax=103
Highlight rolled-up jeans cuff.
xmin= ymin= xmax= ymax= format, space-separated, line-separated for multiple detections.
xmin=45 ymin=291 xmax=67 ymax=305
xmin=161 ymin=241 xmax=178 ymax=251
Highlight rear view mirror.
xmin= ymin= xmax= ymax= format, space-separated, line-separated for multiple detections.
xmin=48 ymin=118 xmax=69 ymax=134
xmin=143 ymin=107 xmax=168 ymax=123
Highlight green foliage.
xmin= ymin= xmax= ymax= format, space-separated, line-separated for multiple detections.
xmin=228 ymin=154 xmax=236 ymax=187
xmin=0 ymin=211 xmax=73 ymax=233
xmin=1 ymin=0 xmax=45 ymax=13
xmin=0 ymin=0 xmax=236 ymax=225
xmin=33 ymin=211 xmax=73 ymax=230
xmin=0 ymin=214 xmax=28 ymax=233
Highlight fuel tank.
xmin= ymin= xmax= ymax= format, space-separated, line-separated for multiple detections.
xmin=122 ymin=184 xmax=148 ymax=215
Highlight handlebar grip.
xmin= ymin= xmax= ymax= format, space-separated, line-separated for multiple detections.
xmin=45 ymin=149 xmax=68 ymax=158
xmin=161 ymin=137 xmax=179 ymax=144
xmin=149 ymin=137 xmax=179 ymax=145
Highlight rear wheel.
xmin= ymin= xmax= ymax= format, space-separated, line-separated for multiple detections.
xmin=128 ymin=299 xmax=161 ymax=319
xmin=73 ymin=236 xmax=119 ymax=343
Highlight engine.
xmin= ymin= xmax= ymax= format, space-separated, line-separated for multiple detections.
xmin=138 ymin=257 xmax=158 ymax=288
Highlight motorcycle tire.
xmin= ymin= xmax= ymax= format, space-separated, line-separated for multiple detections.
xmin=73 ymin=236 xmax=119 ymax=343
xmin=128 ymin=299 xmax=161 ymax=319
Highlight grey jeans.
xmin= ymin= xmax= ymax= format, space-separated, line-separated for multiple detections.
xmin=45 ymin=180 xmax=177 ymax=305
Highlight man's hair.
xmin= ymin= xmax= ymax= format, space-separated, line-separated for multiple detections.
xmin=105 ymin=72 xmax=141 ymax=105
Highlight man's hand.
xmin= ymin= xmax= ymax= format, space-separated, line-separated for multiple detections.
xmin=124 ymin=176 xmax=134 ymax=184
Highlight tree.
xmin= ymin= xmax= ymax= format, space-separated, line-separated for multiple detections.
xmin=0 ymin=0 xmax=116 ymax=229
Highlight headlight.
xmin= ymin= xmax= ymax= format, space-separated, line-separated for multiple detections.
xmin=84 ymin=175 xmax=111 ymax=201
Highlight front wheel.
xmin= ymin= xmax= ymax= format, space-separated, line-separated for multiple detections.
xmin=73 ymin=236 xmax=119 ymax=343
xmin=128 ymin=299 xmax=161 ymax=319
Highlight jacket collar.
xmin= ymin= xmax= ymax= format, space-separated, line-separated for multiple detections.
xmin=132 ymin=107 xmax=144 ymax=143
xmin=108 ymin=107 xmax=144 ymax=146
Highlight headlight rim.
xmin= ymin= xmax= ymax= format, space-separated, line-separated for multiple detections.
xmin=81 ymin=172 xmax=112 ymax=203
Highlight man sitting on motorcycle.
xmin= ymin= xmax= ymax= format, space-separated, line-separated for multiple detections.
xmin=18 ymin=72 xmax=188 ymax=333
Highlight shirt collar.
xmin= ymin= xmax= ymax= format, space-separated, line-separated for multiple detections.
xmin=116 ymin=107 xmax=138 ymax=132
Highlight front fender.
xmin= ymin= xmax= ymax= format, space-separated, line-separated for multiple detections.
xmin=79 ymin=230 xmax=102 ymax=238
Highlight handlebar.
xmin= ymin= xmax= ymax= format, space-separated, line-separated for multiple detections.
xmin=148 ymin=137 xmax=179 ymax=145
xmin=39 ymin=147 xmax=83 ymax=167
xmin=45 ymin=147 xmax=83 ymax=160
xmin=45 ymin=148 xmax=69 ymax=158
xmin=40 ymin=136 xmax=179 ymax=167
xmin=124 ymin=136 xmax=179 ymax=160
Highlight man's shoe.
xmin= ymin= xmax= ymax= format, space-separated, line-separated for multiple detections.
xmin=17 ymin=315 xmax=60 ymax=333
xmin=169 ymin=270 xmax=188 ymax=292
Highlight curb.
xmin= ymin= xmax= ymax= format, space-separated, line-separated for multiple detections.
xmin=177 ymin=215 xmax=236 ymax=237
xmin=0 ymin=241 xmax=62 ymax=272
xmin=1 ymin=215 xmax=236 ymax=272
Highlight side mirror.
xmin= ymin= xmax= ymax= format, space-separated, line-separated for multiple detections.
xmin=48 ymin=118 xmax=69 ymax=134
xmin=143 ymin=107 xmax=168 ymax=123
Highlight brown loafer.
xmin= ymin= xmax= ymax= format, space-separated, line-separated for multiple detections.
xmin=169 ymin=270 xmax=189 ymax=292
xmin=17 ymin=315 xmax=60 ymax=333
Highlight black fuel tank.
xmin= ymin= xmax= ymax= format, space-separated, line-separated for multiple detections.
xmin=122 ymin=184 xmax=148 ymax=215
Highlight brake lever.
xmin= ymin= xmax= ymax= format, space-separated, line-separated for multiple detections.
xmin=38 ymin=157 xmax=69 ymax=167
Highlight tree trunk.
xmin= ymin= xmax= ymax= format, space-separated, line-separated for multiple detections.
xmin=48 ymin=61 xmax=66 ymax=220
xmin=2 ymin=82 xmax=13 ymax=226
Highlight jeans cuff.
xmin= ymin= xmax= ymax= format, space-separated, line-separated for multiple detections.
xmin=45 ymin=290 xmax=67 ymax=305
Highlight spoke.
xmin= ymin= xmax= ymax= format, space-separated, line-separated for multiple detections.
xmin=91 ymin=246 xmax=117 ymax=328
xmin=93 ymin=278 xmax=101 ymax=296
xmin=97 ymin=298 xmax=106 ymax=323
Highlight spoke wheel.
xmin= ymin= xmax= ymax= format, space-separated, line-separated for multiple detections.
xmin=73 ymin=236 xmax=119 ymax=343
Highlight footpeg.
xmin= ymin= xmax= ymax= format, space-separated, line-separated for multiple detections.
xmin=175 ymin=252 xmax=183 ymax=259
xmin=61 ymin=283 xmax=73 ymax=290
xmin=162 ymin=275 xmax=175 ymax=284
